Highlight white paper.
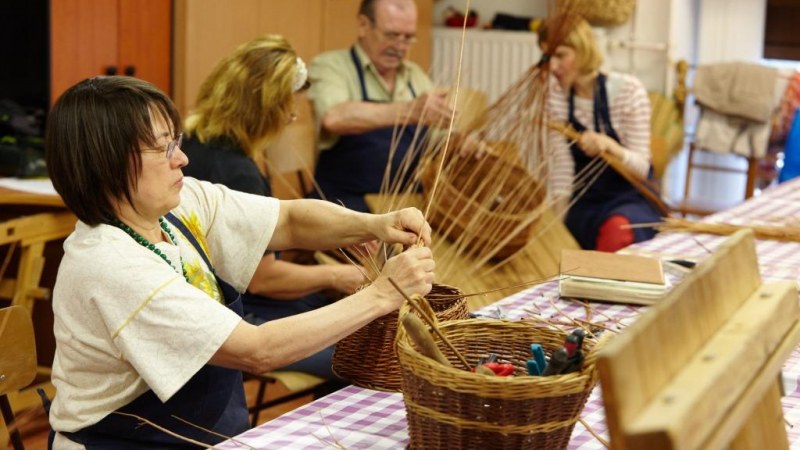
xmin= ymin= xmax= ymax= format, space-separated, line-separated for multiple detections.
xmin=0 ymin=177 xmax=58 ymax=196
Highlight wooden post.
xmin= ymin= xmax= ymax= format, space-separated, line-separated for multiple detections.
xmin=597 ymin=229 xmax=799 ymax=450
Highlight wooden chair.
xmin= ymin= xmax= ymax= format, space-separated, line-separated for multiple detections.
xmin=245 ymin=371 xmax=338 ymax=427
xmin=673 ymin=142 xmax=759 ymax=217
xmin=0 ymin=211 xmax=76 ymax=421
xmin=647 ymin=60 xmax=761 ymax=218
xmin=0 ymin=211 xmax=75 ymax=312
xmin=263 ymin=93 xmax=317 ymax=200
xmin=0 ymin=306 xmax=38 ymax=450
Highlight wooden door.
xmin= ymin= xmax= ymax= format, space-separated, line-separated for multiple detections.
xmin=258 ymin=0 xmax=324 ymax=63
xmin=50 ymin=0 xmax=118 ymax=105
xmin=118 ymin=0 xmax=172 ymax=95
xmin=50 ymin=0 xmax=173 ymax=104
xmin=173 ymin=0 xmax=262 ymax=116
xmin=320 ymin=0 xmax=360 ymax=52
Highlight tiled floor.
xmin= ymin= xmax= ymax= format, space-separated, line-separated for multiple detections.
xmin=10 ymin=379 xmax=312 ymax=450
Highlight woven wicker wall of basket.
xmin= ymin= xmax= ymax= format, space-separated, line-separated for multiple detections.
xmin=332 ymin=284 xmax=469 ymax=391
xmin=420 ymin=150 xmax=546 ymax=261
xmin=397 ymin=317 xmax=602 ymax=450
xmin=558 ymin=0 xmax=636 ymax=26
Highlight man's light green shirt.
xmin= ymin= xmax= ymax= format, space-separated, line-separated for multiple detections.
xmin=307 ymin=43 xmax=433 ymax=150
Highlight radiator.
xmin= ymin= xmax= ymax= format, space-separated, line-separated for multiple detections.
xmin=430 ymin=27 xmax=608 ymax=104
xmin=431 ymin=28 xmax=541 ymax=104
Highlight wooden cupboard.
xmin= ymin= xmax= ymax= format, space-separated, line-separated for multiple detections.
xmin=173 ymin=0 xmax=432 ymax=116
xmin=49 ymin=0 xmax=172 ymax=105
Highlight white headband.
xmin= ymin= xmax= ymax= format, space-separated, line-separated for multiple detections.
xmin=292 ymin=57 xmax=308 ymax=92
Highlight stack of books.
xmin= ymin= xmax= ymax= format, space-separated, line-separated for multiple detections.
xmin=558 ymin=249 xmax=669 ymax=305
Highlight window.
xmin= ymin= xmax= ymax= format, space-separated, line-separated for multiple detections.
xmin=764 ymin=0 xmax=800 ymax=61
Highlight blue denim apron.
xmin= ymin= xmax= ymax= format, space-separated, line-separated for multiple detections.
xmin=54 ymin=213 xmax=248 ymax=449
xmin=313 ymin=47 xmax=422 ymax=212
xmin=565 ymin=73 xmax=659 ymax=249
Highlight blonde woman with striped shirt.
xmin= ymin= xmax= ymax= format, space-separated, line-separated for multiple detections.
xmin=540 ymin=15 xmax=659 ymax=252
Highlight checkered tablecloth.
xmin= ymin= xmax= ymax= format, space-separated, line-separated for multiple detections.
xmin=220 ymin=178 xmax=800 ymax=449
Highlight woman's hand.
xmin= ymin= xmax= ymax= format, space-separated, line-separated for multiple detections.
xmin=371 ymin=208 xmax=432 ymax=247
xmin=330 ymin=264 xmax=367 ymax=294
xmin=578 ymin=131 xmax=620 ymax=158
xmin=372 ymin=246 xmax=435 ymax=308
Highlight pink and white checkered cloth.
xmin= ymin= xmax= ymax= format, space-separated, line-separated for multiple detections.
xmin=220 ymin=178 xmax=800 ymax=449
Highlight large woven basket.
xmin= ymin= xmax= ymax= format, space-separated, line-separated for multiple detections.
xmin=420 ymin=151 xmax=545 ymax=260
xmin=332 ymin=284 xmax=468 ymax=391
xmin=397 ymin=317 xmax=601 ymax=450
xmin=559 ymin=0 xmax=636 ymax=25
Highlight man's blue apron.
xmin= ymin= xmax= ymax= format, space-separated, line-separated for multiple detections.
xmin=565 ymin=73 xmax=659 ymax=250
xmin=53 ymin=213 xmax=248 ymax=449
xmin=313 ymin=47 xmax=421 ymax=212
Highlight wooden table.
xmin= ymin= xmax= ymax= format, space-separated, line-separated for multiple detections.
xmin=218 ymin=178 xmax=800 ymax=449
xmin=0 ymin=185 xmax=64 ymax=207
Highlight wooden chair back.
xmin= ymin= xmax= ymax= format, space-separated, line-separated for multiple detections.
xmin=0 ymin=306 xmax=36 ymax=396
xmin=0 ymin=211 xmax=76 ymax=312
xmin=0 ymin=305 xmax=37 ymax=450
xmin=263 ymin=93 xmax=317 ymax=200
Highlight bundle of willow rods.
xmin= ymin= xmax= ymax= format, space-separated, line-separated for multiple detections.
xmin=657 ymin=217 xmax=800 ymax=243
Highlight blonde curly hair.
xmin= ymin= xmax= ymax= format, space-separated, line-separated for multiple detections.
xmin=185 ymin=34 xmax=308 ymax=158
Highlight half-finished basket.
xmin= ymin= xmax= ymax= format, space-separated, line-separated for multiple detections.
xmin=420 ymin=151 xmax=546 ymax=260
xmin=332 ymin=284 xmax=468 ymax=391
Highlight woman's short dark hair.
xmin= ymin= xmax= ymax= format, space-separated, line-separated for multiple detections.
xmin=45 ymin=76 xmax=181 ymax=225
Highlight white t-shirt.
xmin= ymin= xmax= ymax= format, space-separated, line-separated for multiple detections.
xmin=49 ymin=178 xmax=278 ymax=449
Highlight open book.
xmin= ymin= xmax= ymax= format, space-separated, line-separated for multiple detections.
xmin=558 ymin=249 xmax=668 ymax=305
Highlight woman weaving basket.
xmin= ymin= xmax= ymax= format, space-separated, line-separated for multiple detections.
xmin=540 ymin=14 xmax=660 ymax=251
xmin=181 ymin=35 xmax=367 ymax=382
xmin=44 ymin=76 xmax=434 ymax=449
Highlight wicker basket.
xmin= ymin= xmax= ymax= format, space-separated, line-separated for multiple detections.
xmin=397 ymin=317 xmax=601 ymax=450
xmin=420 ymin=152 xmax=545 ymax=260
xmin=332 ymin=284 xmax=468 ymax=391
xmin=559 ymin=0 xmax=636 ymax=25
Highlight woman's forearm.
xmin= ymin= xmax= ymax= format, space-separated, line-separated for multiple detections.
xmin=248 ymin=257 xmax=338 ymax=299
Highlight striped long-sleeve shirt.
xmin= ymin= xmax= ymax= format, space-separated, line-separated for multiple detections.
xmin=546 ymin=72 xmax=652 ymax=211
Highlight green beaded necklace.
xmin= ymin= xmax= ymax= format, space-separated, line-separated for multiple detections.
xmin=111 ymin=217 xmax=189 ymax=282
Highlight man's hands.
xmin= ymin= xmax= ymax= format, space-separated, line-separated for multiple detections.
xmin=408 ymin=91 xmax=454 ymax=127
xmin=371 ymin=207 xmax=432 ymax=247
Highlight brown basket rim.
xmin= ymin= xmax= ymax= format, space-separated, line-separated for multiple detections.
xmin=396 ymin=318 xmax=601 ymax=399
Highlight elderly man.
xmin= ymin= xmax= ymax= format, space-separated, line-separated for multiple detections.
xmin=308 ymin=0 xmax=453 ymax=212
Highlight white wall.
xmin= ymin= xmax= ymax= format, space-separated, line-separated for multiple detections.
xmin=697 ymin=0 xmax=765 ymax=63
xmin=603 ymin=2 xmax=672 ymax=93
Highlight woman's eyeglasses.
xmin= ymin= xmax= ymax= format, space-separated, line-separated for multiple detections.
xmin=141 ymin=132 xmax=183 ymax=159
